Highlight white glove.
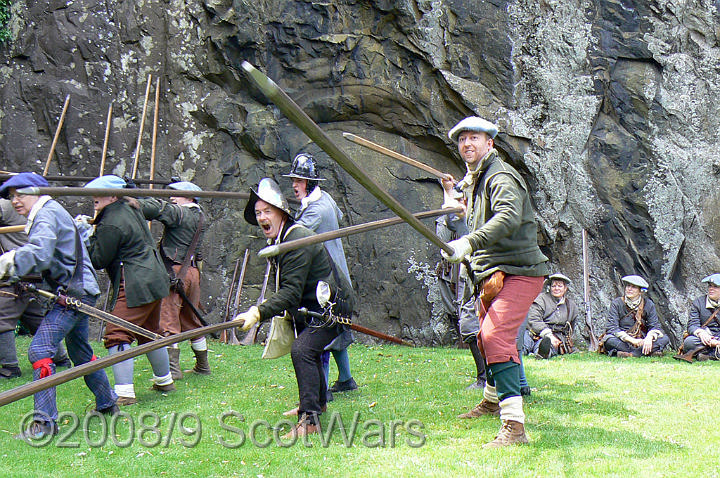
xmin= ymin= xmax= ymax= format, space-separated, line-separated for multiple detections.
xmin=233 ymin=306 xmax=260 ymax=331
xmin=75 ymin=214 xmax=94 ymax=242
xmin=0 ymin=250 xmax=16 ymax=279
xmin=441 ymin=237 xmax=472 ymax=263
xmin=74 ymin=214 xmax=92 ymax=230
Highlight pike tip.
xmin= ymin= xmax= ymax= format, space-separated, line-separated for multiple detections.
xmin=241 ymin=61 xmax=254 ymax=73
xmin=258 ymin=245 xmax=280 ymax=258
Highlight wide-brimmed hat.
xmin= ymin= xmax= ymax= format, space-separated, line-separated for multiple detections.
xmin=621 ymin=275 xmax=649 ymax=290
xmin=0 ymin=172 xmax=49 ymax=198
xmin=244 ymin=178 xmax=292 ymax=226
xmin=448 ymin=116 xmax=499 ymax=142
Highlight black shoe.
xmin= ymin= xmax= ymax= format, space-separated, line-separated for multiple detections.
xmin=697 ymin=353 xmax=712 ymax=362
xmin=465 ymin=378 xmax=486 ymax=390
xmin=520 ymin=386 xmax=532 ymax=397
xmin=54 ymin=358 xmax=72 ymax=368
xmin=537 ymin=336 xmax=552 ymax=359
xmin=0 ymin=365 xmax=21 ymax=379
xmin=96 ymin=404 xmax=120 ymax=416
xmin=329 ymin=378 xmax=358 ymax=393
xmin=14 ymin=421 xmax=58 ymax=441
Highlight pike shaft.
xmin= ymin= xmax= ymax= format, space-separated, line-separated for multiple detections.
xmin=18 ymin=186 xmax=250 ymax=200
xmin=0 ymin=319 xmax=245 ymax=407
xmin=343 ymin=132 xmax=447 ymax=179
xmin=259 ymin=207 xmax=463 ymax=258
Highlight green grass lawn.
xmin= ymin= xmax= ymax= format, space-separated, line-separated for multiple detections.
xmin=1 ymin=337 xmax=719 ymax=477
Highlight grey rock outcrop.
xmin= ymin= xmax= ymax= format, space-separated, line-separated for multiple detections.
xmin=2 ymin=0 xmax=719 ymax=346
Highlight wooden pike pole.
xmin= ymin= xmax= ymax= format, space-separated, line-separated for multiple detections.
xmin=343 ymin=132 xmax=449 ymax=179
xmin=147 ymin=76 xmax=161 ymax=229
xmin=220 ymin=249 xmax=249 ymax=345
xmin=0 ymin=318 xmax=248 ymax=407
xmin=259 ymin=206 xmax=463 ymax=258
xmin=43 ymin=94 xmax=71 ymax=176
xmin=17 ymin=186 xmax=250 ymax=201
xmin=131 ymin=74 xmax=152 ymax=180
xmin=582 ymin=228 xmax=599 ymax=351
xmin=0 ymin=225 xmax=25 ymax=235
xmin=150 ymin=77 xmax=160 ymax=189
xmin=99 ymin=103 xmax=113 ymax=176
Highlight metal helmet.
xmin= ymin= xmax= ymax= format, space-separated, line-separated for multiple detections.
xmin=621 ymin=275 xmax=649 ymax=291
xmin=244 ymin=178 xmax=292 ymax=226
xmin=283 ymin=153 xmax=325 ymax=181
xmin=168 ymin=181 xmax=202 ymax=202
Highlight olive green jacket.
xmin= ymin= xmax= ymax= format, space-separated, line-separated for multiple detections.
xmin=138 ymin=198 xmax=205 ymax=264
xmin=461 ymin=149 xmax=549 ymax=282
xmin=88 ymin=199 xmax=170 ymax=309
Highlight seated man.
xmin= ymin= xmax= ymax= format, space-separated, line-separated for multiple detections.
xmin=601 ymin=275 xmax=669 ymax=357
xmin=677 ymin=273 xmax=720 ymax=361
xmin=523 ymin=273 xmax=578 ymax=359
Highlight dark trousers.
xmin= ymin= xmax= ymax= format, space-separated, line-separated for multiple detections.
xmin=604 ymin=335 xmax=670 ymax=356
xmin=291 ymin=323 xmax=340 ymax=423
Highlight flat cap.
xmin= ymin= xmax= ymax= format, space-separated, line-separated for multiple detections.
xmin=84 ymin=175 xmax=127 ymax=190
xmin=702 ymin=274 xmax=720 ymax=286
xmin=448 ymin=116 xmax=499 ymax=142
xmin=0 ymin=173 xmax=48 ymax=198
xmin=621 ymin=275 xmax=649 ymax=290
xmin=547 ymin=273 xmax=571 ymax=284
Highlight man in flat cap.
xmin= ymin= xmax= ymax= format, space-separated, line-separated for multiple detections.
xmin=0 ymin=173 xmax=117 ymax=440
xmin=676 ymin=274 xmax=720 ymax=361
xmin=601 ymin=275 xmax=669 ymax=358
xmin=523 ymin=273 xmax=579 ymax=359
xmin=79 ymin=175 xmax=174 ymax=406
xmin=441 ymin=116 xmax=549 ymax=447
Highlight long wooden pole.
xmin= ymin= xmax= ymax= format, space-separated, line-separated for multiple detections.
xmin=259 ymin=207 xmax=463 ymax=258
xmin=131 ymin=74 xmax=152 ymax=179
xmin=240 ymin=62 xmax=454 ymax=256
xmin=0 ymin=225 xmax=25 ymax=235
xmin=150 ymin=77 xmax=160 ymax=189
xmin=0 ymin=319 xmax=246 ymax=407
xmin=0 ymin=173 xmax=172 ymax=185
xmin=43 ymin=94 xmax=71 ymax=175
xmin=99 ymin=103 xmax=113 ymax=176
xmin=582 ymin=229 xmax=598 ymax=351
xmin=343 ymin=132 xmax=448 ymax=179
xmin=221 ymin=249 xmax=248 ymax=345
xmin=18 ymin=186 xmax=250 ymax=200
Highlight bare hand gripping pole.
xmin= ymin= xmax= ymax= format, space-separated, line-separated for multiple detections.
xmin=240 ymin=62 xmax=455 ymax=257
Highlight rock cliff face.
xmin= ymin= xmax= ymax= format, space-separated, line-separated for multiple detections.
xmin=2 ymin=0 xmax=720 ymax=346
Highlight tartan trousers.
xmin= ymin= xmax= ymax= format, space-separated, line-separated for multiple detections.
xmin=27 ymin=296 xmax=116 ymax=424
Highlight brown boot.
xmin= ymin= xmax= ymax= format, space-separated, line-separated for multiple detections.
xmin=483 ymin=420 xmax=529 ymax=448
xmin=168 ymin=347 xmax=183 ymax=380
xmin=457 ymin=399 xmax=500 ymax=419
xmin=281 ymin=414 xmax=320 ymax=439
xmin=616 ymin=351 xmax=634 ymax=358
xmin=152 ymin=382 xmax=176 ymax=392
xmin=184 ymin=349 xmax=211 ymax=375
